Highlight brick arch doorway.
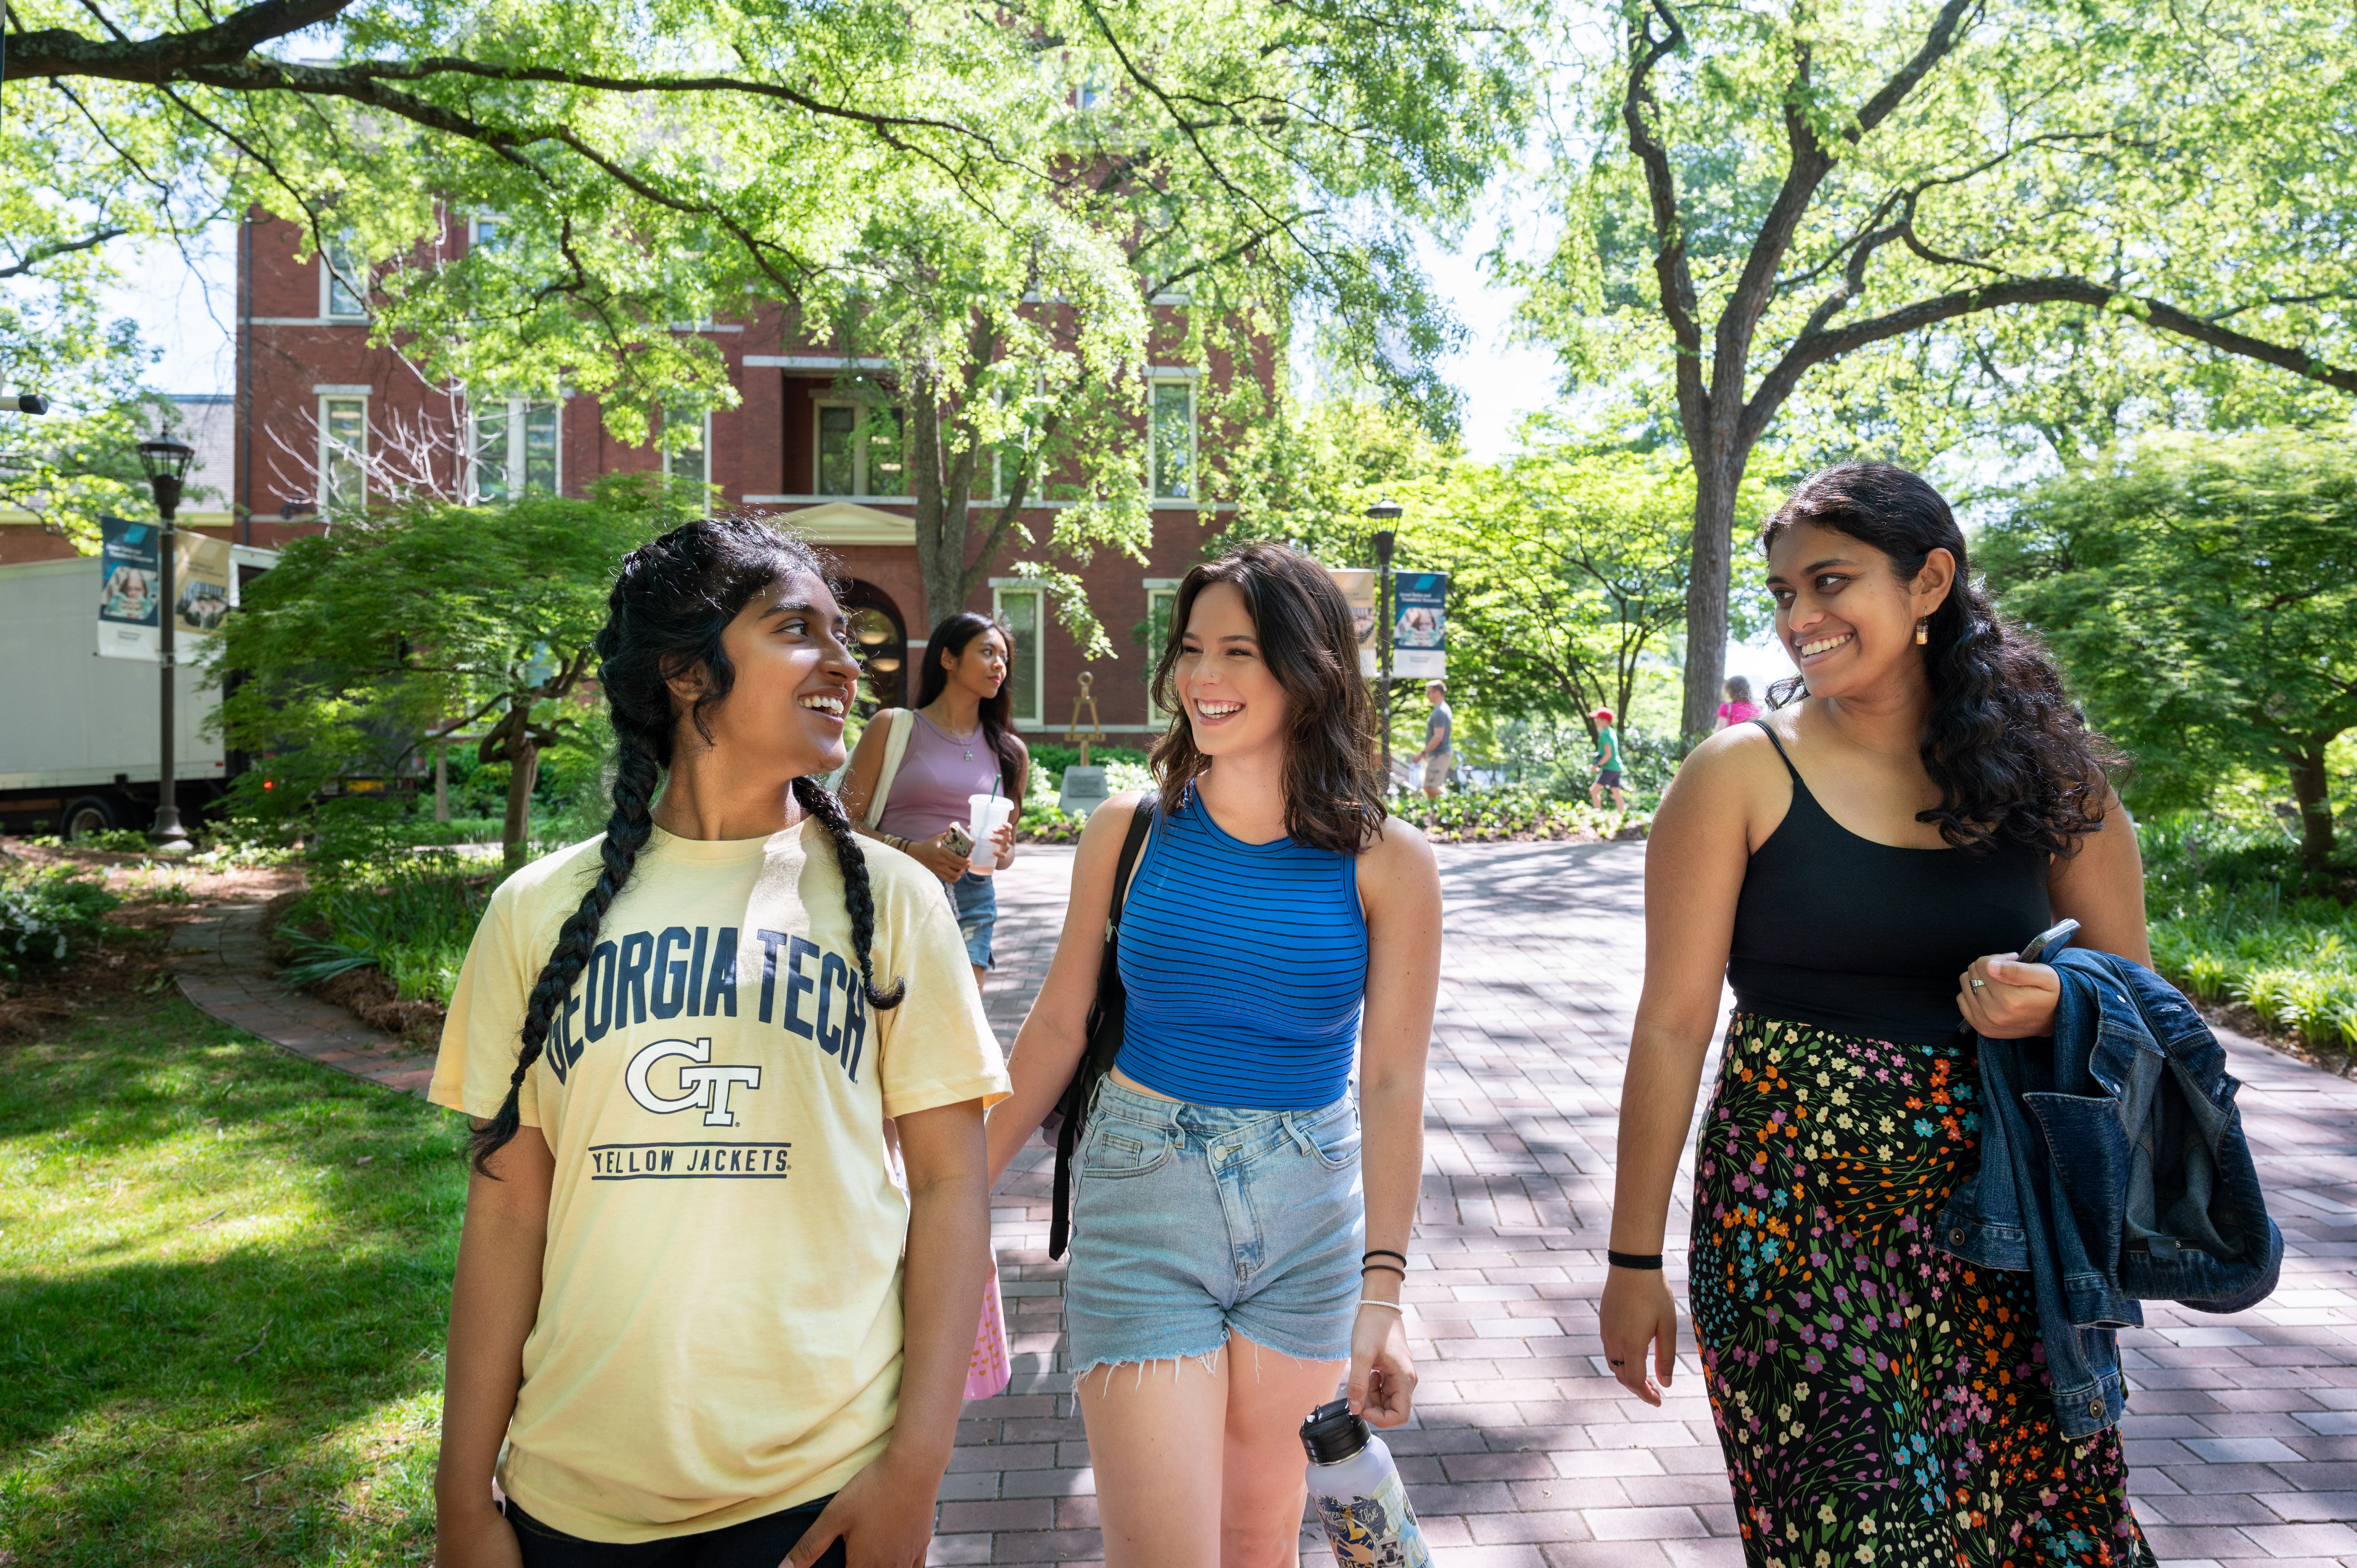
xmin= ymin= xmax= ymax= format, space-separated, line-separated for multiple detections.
xmin=840 ymin=579 xmax=909 ymax=710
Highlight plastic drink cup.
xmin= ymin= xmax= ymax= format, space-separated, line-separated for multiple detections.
xmin=966 ymin=792 xmax=1016 ymax=874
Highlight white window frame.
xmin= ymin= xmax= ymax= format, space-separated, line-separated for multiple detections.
xmin=814 ymin=400 xmax=907 ymax=497
xmin=993 ymin=585 xmax=1046 ymax=728
xmin=1147 ymin=377 xmax=1196 ymax=502
xmin=468 ymin=397 xmax=562 ymax=503
xmin=1143 ymin=584 xmax=1181 ymax=721
xmin=321 ymin=230 xmax=366 ymax=320
xmin=319 ymin=394 xmax=368 ymax=514
xmin=469 ymin=214 xmax=503 ymax=253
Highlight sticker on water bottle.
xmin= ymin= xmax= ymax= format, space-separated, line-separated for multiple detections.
xmin=1314 ymin=1470 xmax=1430 ymax=1568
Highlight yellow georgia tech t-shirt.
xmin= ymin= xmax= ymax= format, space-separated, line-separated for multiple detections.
xmin=431 ymin=820 xmax=1009 ymax=1543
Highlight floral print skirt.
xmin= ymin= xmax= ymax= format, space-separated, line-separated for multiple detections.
xmin=1689 ymin=1012 xmax=2155 ymax=1568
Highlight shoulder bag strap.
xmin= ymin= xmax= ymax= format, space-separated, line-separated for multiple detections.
xmin=1048 ymin=795 xmax=1157 ymax=1259
xmin=862 ymin=708 xmax=918 ymax=829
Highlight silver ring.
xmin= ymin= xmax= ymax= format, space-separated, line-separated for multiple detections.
xmin=1970 ymin=976 xmax=1987 ymax=990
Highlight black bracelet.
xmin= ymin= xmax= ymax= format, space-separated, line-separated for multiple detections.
xmin=1606 ymin=1250 xmax=1664 ymax=1270
xmin=1362 ymin=1249 xmax=1407 ymax=1267
xmin=1361 ymin=1261 xmax=1405 ymax=1278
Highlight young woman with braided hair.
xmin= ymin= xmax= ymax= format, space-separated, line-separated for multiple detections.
xmin=430 ymin=517 xmax=1008 ymax=1568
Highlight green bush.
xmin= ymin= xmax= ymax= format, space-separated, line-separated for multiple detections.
xmin=2144 ymin=813 xmax=2357 ymax=1051
xmin=1412 ymin=788 xmax=1645 ymax=843
xmin=0 ymin=864 xmax=122 ymax=980
xmin=282 ymin=853 xmax=494 ymax=1008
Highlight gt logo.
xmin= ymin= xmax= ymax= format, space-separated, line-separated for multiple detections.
xmin=624 ymin=1037 xmax=762 ymax=1128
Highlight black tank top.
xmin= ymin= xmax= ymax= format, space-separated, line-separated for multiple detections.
xmin=1726 ymin=719 xmax=2051 ymax=1045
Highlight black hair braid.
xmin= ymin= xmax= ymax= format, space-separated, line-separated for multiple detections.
xmin=469 ymin=729 xmax=662 ymax=1174
xmin=792 ymin=775 xmax=905 ymax=1009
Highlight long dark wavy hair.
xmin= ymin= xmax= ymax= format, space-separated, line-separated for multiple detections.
xmin=912 ymin=611 xmax=1023 ymax=799
xmin=1762 ymin=461 xmax=2118 ymax=856
xmin=470 ymin=516 xmax=903 ymax=1174
xmin=1148 ymin=544 xmax=1386 ymax=855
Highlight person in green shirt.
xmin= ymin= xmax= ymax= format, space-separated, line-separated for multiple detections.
xmin=1589 ymin=706 xmax=1626 ymax=812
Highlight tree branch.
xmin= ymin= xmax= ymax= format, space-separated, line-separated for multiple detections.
xmin=1620 ymin=1 xmax=1705 ymax=420
xmin=0 ymin=224 xmax=127 ymax=278
xmin=4 ymin=0 xmax=352 ymax=80
xmin=1743 ymin=277 xmax=2357 ymax=446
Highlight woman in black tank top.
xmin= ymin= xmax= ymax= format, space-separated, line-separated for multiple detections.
xmin=1602 ymin=464 xmax=2157 ymax=1567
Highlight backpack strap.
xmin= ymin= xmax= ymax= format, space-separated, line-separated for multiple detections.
xmin=861 ymin=708 xmax=918 ymax=828
xmin=1047 ymin=795 xmax=1158 ymax=1259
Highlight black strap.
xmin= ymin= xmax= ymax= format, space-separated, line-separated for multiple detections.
xmin=1750 ymin=716 xmax=1802 ymax=782
xmin=1047 ymin=796 xmax=1157 ymax=1259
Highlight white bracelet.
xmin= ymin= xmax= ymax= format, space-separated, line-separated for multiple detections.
xmin=1356 ymin=1298 xmax=1404 ymax=1313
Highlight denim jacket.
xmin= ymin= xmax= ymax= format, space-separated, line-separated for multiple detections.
xmin=1936 ymin=948 xmax=2282 ymax=1439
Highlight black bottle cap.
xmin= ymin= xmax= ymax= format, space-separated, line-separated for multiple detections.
xmin=1300 ymin=1398 xmax=1370 ymax=1465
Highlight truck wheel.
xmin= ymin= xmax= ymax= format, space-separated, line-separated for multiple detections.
xmin=61 ymin=797 xmax=117 ymax=841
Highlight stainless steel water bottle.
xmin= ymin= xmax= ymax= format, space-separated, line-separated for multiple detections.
xmin=1299 ymin=1399 xmax=1431 ymax=1568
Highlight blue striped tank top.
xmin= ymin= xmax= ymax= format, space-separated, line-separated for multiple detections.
xmin=1115 ymin=788 xmax=1370 ymax=1110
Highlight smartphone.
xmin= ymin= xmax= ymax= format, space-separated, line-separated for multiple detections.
xmin=943 ymin=822 xmax=975 ymax=859
xmin=2017 ymin=918 xmax=2081 ymax=965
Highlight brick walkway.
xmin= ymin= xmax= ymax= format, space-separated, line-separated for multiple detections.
xmin=955 ymin=841 xmax=2357 ymax=1568
xmin=169 ymin=899 xmax=438 ymax=1096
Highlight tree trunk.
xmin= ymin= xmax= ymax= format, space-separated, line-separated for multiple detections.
xmin=1681 ymin=451 xmax=1744 ymax=740
xmin=500 ymin=701 xmax=542 ymax=872
xmin=2288 ymin=740 xmax=2335 ymax=869
xmin=907 ymin=373 xmax=965 ymax=630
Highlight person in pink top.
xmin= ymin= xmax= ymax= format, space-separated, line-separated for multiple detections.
xmin=1715 ymin=675 xmax=1761 ymax=730
xmin=841 ymin=612 xmax=1031 ymax=991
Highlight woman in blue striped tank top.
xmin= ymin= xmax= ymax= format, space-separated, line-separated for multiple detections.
xmin=985 ymin=545 xmax=1443 ymax=1568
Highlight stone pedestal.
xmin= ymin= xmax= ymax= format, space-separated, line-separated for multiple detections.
xmin=1057 ymin=764 xmax=1110 ymax=821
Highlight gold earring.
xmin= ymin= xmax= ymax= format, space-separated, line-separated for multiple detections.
xmin=1915 ymin=618 xmax=1930 ymax=645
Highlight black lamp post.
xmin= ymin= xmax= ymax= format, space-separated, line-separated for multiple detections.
xmin=136 ymin=438 xmax=197 ymax=854
xmin=1365 ymin=497 xmax=1403 ymax=787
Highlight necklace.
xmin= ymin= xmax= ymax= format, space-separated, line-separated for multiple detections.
xmin=926 ymin=704 xmax=978 ymax=760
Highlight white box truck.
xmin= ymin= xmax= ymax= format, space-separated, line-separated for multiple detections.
xmin=0 ymin=545 xmax=278 ymax=838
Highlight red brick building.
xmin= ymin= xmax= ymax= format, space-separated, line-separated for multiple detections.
xmin=2 ymin=210 xmax=1263 ymax=743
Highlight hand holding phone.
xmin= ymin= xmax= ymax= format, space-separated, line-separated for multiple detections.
xmin=2015 ymin=918 xmax=2081 ymax=965
xmin=943 ymin=821 xmax=975 ymax=860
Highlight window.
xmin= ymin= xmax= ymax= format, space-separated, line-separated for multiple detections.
xmin=472 ymin=399 xmax=560 ymax=502
xmin=1144 ymin=585 xmax=1179 ymax=720
xmin=994 ymin=586 xmax=1043 ymax=727
xmin=320 ymin=396 xmax=367 ymax=514
xmin=815 ymin=401 xmax=907 ymax=496
xmin=322 ymin=230 xmax=366 ymax=319
xmin=664 ymin=407 xmax=710 ymax=501
xmin=470 ymin=215 xmax=506 ymax=254
xmin=1149 ymin=380 xmax=1194 ymax=500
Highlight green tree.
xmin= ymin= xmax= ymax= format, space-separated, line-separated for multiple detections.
xmin=215 ymin=475 xmax=683 ymax=866
xmin=1412 ymin=442 xmax=1772 ymax=732
xmin=7 ymin=0 xmax=1532 ymax=635
xmin=1981 ymin=429 xmax=2357 ymax=868
xmin=1518 ymin=0 xmax=2357 ymax=737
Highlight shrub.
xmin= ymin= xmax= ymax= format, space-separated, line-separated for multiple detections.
xmin=0 ymin=864 xmax=122 ymax=980
xmin=281 ymin=854 xmax=493 ymax=1008
xmin=2143 ymin=812 xmax=2357 ymax=1051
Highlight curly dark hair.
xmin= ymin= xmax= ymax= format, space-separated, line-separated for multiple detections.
xmin=1761 ymin=462 xmax=2119 ymax=857
xmin=1147 ymin=544 xmax=1386 ymax=854
xmin=471 ymin=516 xmax=902 ymax=1174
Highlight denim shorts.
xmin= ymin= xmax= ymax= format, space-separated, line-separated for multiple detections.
xmin=945 ymin=871 xmax=995 ymax=969
xmin=1064 ymin=1074 xmax=1364 ymax=1377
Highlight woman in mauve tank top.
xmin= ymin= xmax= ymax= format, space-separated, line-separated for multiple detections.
xmin=983 ymin=545 xmax=1443 ymax=1568
xmin=1605 ymin=463 xmax=2158 ymax=1566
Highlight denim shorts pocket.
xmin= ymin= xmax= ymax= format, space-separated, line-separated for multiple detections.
xmin=1080 ymin=1121 xmax=1171 ymax=1178
xmin=1305 ymin=1111 xmax=1361 ymax=1172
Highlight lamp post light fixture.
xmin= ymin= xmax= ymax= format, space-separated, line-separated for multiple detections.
xmin=136 ymin=438 xmax=198 ymax=855
xmin=1365 ymin=497 xmax=1403 ymax=787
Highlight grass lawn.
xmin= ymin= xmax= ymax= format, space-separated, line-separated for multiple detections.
xmin=0 ymin=972 xmax=466 ymax=1565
